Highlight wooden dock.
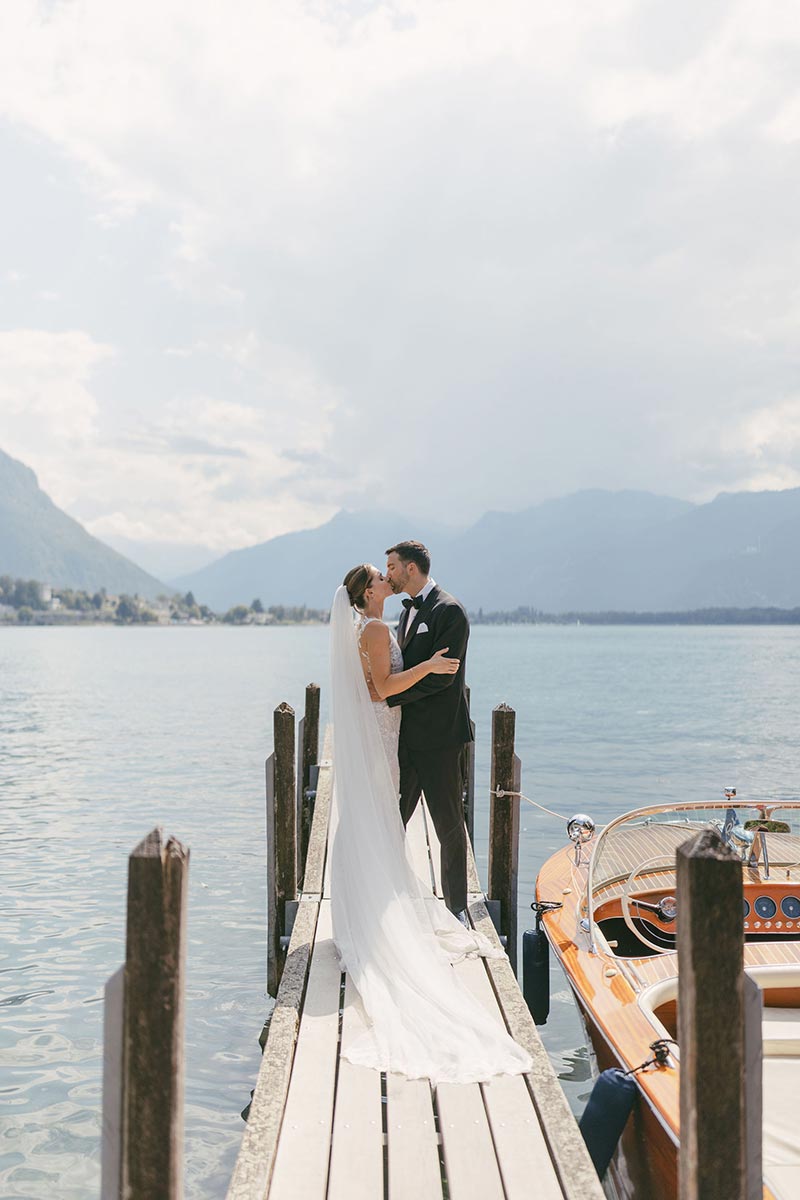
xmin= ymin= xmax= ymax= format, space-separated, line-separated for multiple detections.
xmin=226 ymin=718 xmax=603 ymax=1200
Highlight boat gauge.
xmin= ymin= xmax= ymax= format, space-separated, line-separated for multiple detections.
xmin=781 ymin=896 xmax=800 ymax=919
xmin=742 ymin=898 xmax=750 ymax=919
xmin=754 ymin=896 xmax=777 ymax=920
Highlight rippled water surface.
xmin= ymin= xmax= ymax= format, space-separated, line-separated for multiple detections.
xmin=3 ymin=624 xmax=800 ymax=1197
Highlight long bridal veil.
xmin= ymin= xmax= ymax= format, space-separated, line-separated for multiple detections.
xmin=328 ymin=585 xmax=532 ymax=1084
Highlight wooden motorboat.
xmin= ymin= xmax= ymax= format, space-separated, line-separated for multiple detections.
xmin=535 ymin=799 xmax=800 ymax=1200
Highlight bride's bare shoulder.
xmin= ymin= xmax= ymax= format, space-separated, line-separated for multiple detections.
xmin=360 ymin=619 xmax=390 ymax=644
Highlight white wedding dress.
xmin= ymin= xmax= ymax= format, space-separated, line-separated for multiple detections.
xmin=329 ymin=585 xmax=532 ymax=1084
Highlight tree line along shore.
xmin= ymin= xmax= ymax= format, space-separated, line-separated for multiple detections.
xmin=3 ymin=576 xmax=800 ymax=627
xmin=0 ymin=577 xmax=328 ymax=626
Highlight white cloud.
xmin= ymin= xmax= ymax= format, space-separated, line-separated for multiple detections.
xmin=0 ymin=325 xmax=342 ymax=551
xmin=1 ymin=0 xmax=800 ymax=559
xmin=0 ymin=329 xmax=112 ymax=446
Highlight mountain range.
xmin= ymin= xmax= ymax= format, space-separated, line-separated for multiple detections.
xmin=3 ymin=444 xmax=800 ymax=613
xmin=0 ymin=448 xmax=164 ymax=599
xmin=175 ymin=487 xmax=800 ymax=613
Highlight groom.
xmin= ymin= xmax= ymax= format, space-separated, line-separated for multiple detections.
xmin=385 ymin=541 xmax=474 ymax=921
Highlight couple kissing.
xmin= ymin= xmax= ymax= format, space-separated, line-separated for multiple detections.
xmin=328 ymin=540 xmax=531 ymax=1086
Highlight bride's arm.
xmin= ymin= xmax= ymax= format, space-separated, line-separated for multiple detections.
xmin=385 ymin=606 xmax=467 ymax=706
xmin=361 ymin=622 xmax=458 ymax=700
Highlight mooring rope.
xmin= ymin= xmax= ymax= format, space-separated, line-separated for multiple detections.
xmin=495 ymin=787 xmax=605 ymax=827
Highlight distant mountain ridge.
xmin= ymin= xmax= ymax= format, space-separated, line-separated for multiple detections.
xmin=175 ymin=487 xmax=800 ymax=612
xmin=0 ymin=448 xmax=165 ymax=598
xmin=173 ymin=510 xmax=460 ymax=613
xmin=5 ymin=440 xmax=800 ymax=613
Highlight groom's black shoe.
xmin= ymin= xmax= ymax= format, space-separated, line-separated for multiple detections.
xmin=454 ymin=909 xmax=470 ymax=928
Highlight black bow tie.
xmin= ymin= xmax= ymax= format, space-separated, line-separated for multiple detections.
xmin=402 ymin=595 xmax=424 ymax=611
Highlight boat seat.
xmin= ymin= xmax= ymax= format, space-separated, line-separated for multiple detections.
xmin=763 ymin=1008 xmax=800 ymax=1057
xmin=763 ymin=1057 xmax=800 ymax=1200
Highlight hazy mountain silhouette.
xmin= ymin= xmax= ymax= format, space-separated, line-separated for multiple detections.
xmin=0 ymin=447 xmax=165 ymax=598
xmin=5 ymin=439 xmax=800 ymax=613
xmin=174 ymin=510 xmax=459 ymax=611
xmin=177 ymin=486 xmax=800 ymax=611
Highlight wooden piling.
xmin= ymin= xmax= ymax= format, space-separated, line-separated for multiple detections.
xmin=488 ymin=703 xmax=521 ymax=973
xmin=268 ymin=703 xmax=297 ymax=995
xmin=266 ymin=753 xmax=278 ymax=998
xmin=300 ymin=684 xmax=320 ymax=871
xmin=122 ymin=829 xmax=189 ymax=1200
xmin=677 ymin=826 xmax=759 ymax=1200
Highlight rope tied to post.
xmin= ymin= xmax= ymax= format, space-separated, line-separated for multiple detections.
xmin=495 ymin=786 xmax=605 ymax=827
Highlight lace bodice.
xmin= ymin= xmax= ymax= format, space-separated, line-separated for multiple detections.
xmin=356 ymin=616 xmax=403 ymax=685
xmin=355 ymin=615 xmax=402 ymax=794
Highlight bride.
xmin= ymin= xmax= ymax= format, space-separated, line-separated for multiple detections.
xmin=329 ymin=564 xmax=532 ymax=1084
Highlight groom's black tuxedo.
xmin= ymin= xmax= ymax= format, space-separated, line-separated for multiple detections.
xmin=387 ymin=584 xmax=473 ymax=913
xmin=387 ymin=585 xmax=474 ymax=749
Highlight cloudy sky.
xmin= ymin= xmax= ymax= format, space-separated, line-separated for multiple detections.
xmin=1 ymin=0 xmax=800 ymax=575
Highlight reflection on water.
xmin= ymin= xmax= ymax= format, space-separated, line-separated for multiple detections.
xmin=3 ymin=624 xmax=800 ymax=1196
xmin=558 ymin=1044 xmax=593 ymax=1087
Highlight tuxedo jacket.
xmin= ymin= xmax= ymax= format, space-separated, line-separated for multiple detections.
xmin=386 ymin=585 xmax=474 ymax=752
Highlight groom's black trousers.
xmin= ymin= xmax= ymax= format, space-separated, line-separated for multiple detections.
xmin=399 ymin=742 xmax=467 ymax=915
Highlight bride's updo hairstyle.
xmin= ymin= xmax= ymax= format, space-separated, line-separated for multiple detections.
xmin=343 ymin=563 xmax=374 ymax=611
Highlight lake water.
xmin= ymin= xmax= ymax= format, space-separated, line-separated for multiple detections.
xmin=3 ymin=624 xmax=800 ymax=1198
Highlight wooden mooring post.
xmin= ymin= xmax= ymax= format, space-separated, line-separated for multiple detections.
xmin=488 ymin=703 xmax=521 ymax=973
xmin=267 ymin=702 xmax=297 ymax=997
xmin=101 ymin=829 xmax=189 ymax=1200
xmin=296 ymin=683 xmax=320 ymax=881
xmin=677 ymin=827 xmax=762 ymax=1200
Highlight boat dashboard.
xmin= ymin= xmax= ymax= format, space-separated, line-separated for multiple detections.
xmin=744 ymin=890 xmax=800 ymax=930
xmin=582 ymin=800 xmax=800 ymax=958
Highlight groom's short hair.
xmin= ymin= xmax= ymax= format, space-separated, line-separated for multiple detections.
xmin=386 ymin=540 xmax=431 ymax=575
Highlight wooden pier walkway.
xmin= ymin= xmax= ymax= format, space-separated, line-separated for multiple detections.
xmin=226 ymin=729 xmax=603 ymax=1200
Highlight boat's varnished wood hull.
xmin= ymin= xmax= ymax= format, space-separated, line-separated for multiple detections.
xmin=571 ymin=990 xmax=677 ymax=1200
xmin=537 ymin=843 xmax=788 ymax=1200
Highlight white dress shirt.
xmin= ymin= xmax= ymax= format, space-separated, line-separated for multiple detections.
xmin=403 ymin=578 xmax=436 ymax=640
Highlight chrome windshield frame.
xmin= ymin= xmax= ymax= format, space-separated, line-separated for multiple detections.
xmin=585 ymin=799 xmax=800 ymax=949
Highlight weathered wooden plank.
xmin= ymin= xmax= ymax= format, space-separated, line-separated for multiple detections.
xmin=122 ymin=830 xmax=189 ymax=1200
xmin=269 ymin=902 xmax=342 ymax=1200
xmin=488 ymin=706 xmax=520 ymax=972
xmin=386 ymin=1073 xmax=442 ymax=1200
xmin=436 ymin=1080 xmax=505 ymax=1200
xmin=468 ymin=894 xmax=604 ymax=1200
xmin=296 ymin=714 xmax=306 ymax=885
xmin=453 ymin=953 xmax=563 ymax=1200
xmin=466 ymin=831 xmax=482 ymax=895
xmin=303 ymin=747 xmax=331 ymax=897
xmin=420 ymin=793 xmax=559 ymax=1198
xmin=225 ymin=899 xmax=319 ymax=1200
xmin=677 ymin=827 xmax=750 ymax=1200
xmin=327 ymin=976 xmax=383 ymax=1200
xmin=100 ymin=966 xmax=124 ymax=1200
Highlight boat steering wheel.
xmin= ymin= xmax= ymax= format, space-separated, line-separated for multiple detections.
xmin=621 ymin=856 xmax=678 ymax=953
